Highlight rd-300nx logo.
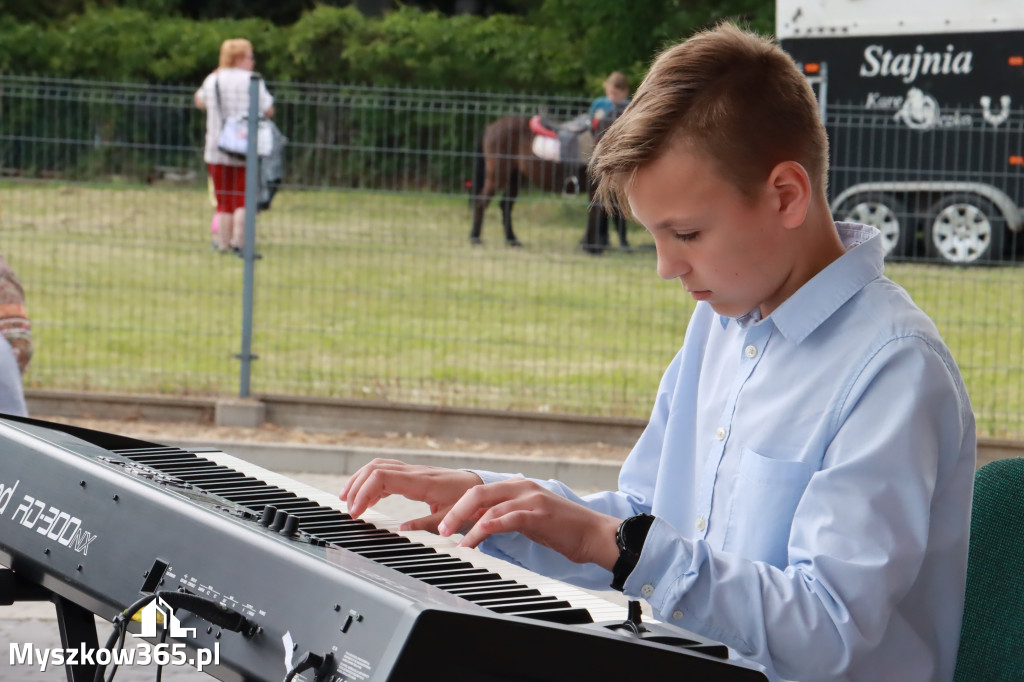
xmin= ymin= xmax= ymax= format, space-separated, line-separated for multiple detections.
xmin=0 ymin=478 xmax=98 ymax=556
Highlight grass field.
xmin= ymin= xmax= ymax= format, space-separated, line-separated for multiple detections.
xmin=2 ymin=180 xmax=1022 ymax=438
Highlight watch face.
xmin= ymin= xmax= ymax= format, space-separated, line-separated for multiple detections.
xmin=621 ymin=514 xmax=654 ymax=553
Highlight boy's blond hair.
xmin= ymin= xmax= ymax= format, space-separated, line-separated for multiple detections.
xmin=219 ymin=38 xmax=253 ymax=69
xmin=591 ymin=22 xmax=828 ymax=213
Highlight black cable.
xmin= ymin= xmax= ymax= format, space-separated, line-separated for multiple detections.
xmin=94 ymin=593 xmax=159 ymax=682
xmin=94 ymin=590 xmax=258 ymax=682
xmin=154 ymin=625 xmax=168 ymax=682
xmin=155 ymin=590 xmax=258 ymax=636
xmin=104 ymin=621 xmax=130 ymax=682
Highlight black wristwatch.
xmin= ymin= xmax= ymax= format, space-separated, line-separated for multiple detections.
xmin=610 ymin=513 xmax=655 ymax=592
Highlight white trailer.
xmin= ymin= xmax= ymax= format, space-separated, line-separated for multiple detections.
xmin=777 ymin=0 xmax=1024 ymax=263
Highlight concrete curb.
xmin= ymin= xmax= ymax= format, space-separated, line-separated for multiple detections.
xmin=166 ymin=438 xmax=623 ymax=491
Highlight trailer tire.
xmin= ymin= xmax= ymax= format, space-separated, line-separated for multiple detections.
xmin=835 ymin=192 xmax=908 ymax=258
xmin=926 ymin=193 xmax=1005 ymax=264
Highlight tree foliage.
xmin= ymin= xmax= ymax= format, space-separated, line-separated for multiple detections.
xmin=0 ymin=0 xmax=775 ymax=93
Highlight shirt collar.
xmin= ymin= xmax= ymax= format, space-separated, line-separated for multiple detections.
xmin=719 ymin=222 xmax=885 ymax=342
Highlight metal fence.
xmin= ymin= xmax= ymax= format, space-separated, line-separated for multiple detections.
xmin=1 ymin=76 xmax=1021 ymax=438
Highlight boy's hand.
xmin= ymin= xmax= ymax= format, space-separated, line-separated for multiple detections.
xmin=440 ymin=478 xmax=621 ymax=570
xmin=340 ymin=459 xmax=484 ymax=533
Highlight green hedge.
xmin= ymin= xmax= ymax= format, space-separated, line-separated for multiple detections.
xmin=0 ymin=3 xmax=773 ymax=95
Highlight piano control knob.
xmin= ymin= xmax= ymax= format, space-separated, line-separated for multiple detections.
xmin=271 ymin=509 xmax=289 ymax=532
xmin=282 ymin=515 xmax=300 ymax=537
xmin=260 ymin=505 xmax=278 ymax=527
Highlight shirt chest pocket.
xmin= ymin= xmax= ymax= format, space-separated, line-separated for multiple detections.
xmin=723 ymin=447 xmax=815 ymax=568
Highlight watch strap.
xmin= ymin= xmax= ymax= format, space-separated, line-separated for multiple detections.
xmin=610 ymin=513 xmax=655 ymax=592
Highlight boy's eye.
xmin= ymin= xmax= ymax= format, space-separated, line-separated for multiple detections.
xmin=674 ymin=231 xmax=699 ymax=242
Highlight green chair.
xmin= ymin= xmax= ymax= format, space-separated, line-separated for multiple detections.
xmin=953 ymin=457 xmax=1024 ymax=682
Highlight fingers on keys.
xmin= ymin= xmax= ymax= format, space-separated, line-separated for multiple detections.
xmin=340 ymin=459 xmax=419 ymax=519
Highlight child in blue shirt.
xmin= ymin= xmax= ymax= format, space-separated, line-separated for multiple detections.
xmin=343 ymin=23 xmax=975 ymax=682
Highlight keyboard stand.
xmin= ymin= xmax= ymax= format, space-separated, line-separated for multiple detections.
xmin=1 ymin=567 xmax=100 ymax=682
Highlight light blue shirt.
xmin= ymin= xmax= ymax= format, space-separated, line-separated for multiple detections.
xmin=474 ymin=223 xmax=976 ymax=681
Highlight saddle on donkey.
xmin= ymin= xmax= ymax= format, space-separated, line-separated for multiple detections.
xmin=528 ymin=114 xmax=594 ymax=194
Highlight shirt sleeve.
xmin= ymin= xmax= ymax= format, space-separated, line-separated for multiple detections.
xmin=625 ymin=335 xmax=971 ymax=681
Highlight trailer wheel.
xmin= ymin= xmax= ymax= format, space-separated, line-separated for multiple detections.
xmin=835 ymin=193 xmax=907 ymax=258
xmin=926 ymin=194 xmax=1004 ymax=265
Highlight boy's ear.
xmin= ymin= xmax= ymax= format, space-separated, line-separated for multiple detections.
xmin=767 ymin=161 xmax=812 ymax=228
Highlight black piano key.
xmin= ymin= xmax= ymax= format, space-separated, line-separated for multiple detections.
xmin=278 ymin=510 xmax=344 ymax=522
xmin=220 ymin=491 xmax=301 ymax=503
xmin=445 ymin=580 xmax=520 ymax=593
xmin=390 ymin=562 xmax=470 ymax=575
xmin=310 ymin=528 xmax=393 ymax=542
xmin=475 ymin=595 xmax=562 ymax=608
xmin=189 ymin=480 xmax=267 ymax=493
xmin=393 ymin=561 xmax=476 ymax=575
xmin=160 ymin=464 xmax=227 ymax=474
xmin=517 ymin=607 xmax=594 ymax=625
xmin=351 ymin=546 xmax=437 ymax=559
xmin=403 ymin=561 xmax=491 ymax=577
xmin=301 ymin=518 xmax=379 ymax=529
xmin=122 ymin=454 xmax=202 ymax=465
xmin=377 ymin=554 xmax=461 ymax=568
xmin=326 ymin=537 xmax=414 ymax=550
xmin=149 ymin=462 xmax=223 ymax=473
xmin=426 ymin=576 xmax=522 ymax=592
xmin=173 ymin=467 xmax=245 ymax=477
xmin=419 ymin=572 xmax=505 ymax=587
xmin=457 ymin=588 xmax=543 ymax=603
xmin=177 ymin=475 xmax=260 ymax=487
xmin=489 ymin=600 xmax=576 ymax=615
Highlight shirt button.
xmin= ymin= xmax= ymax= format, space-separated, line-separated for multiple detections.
xmin=641 ymin=584 xmax=655 ymax=598
xmin=744 ymin=344 xmax=758 ymax=359
xmin=715 ymin=427 xmax=727 ymax=440
xmin=695 ymin=516 xmax=707 ymax=532
xmin=672 ymin=610 xmax=684 ymax=620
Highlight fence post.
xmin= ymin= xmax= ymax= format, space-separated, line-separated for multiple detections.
xmin=236 ymin=74 xmax=261 ymax=398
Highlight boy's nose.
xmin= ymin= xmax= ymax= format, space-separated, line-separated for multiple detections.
xmin=656 ymin=243 xmax=690 ymax=281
